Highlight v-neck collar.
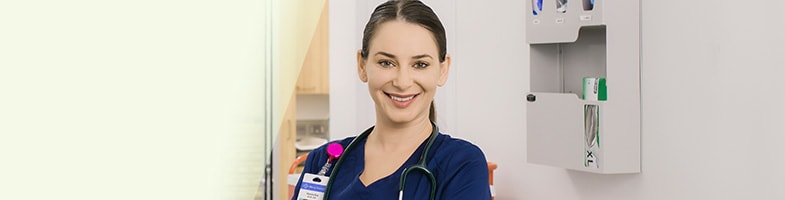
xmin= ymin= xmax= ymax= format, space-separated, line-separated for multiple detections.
xmin=352 ymin=131 xmax=431 ymax=189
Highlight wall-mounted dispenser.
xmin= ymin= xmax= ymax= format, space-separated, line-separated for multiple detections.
xmin=526 ymin=0 xmax=640 ymax=174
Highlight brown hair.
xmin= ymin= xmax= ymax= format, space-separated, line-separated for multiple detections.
xmin=361 ymin=0 xmax=446 ymax=122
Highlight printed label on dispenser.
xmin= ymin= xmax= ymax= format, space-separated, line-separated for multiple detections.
xmin=584 ymin=104 xmax=600 ymax=168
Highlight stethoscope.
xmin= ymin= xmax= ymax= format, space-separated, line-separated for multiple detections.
xmin=323 ymin=121 xmax=439 ymax=200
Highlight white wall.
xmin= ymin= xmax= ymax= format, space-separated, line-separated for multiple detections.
xmin=332 ymin=0 xmax=785 ymax=199
xmin=328 ymin=0 xmax=361 ymax=139
xmin=0 ymin=1 xmax=269 ymax=199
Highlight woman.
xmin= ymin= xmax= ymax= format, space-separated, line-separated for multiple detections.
xmin=292 ymin=1 xmax=491 ymax=199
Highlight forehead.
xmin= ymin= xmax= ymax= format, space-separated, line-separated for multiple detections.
xmin=368 ymin=20 xmax=439 ymax=57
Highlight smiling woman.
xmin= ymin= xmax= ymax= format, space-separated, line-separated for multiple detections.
xmin=359 ymin=20 xmax=449 ymax=125
xmin=291 ymin=1 xmax=491 ymax=200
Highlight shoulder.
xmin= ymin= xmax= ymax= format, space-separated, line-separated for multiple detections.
xmin=302 ymin=136 xmax=358 ymax=173
xmin=430 ymin=133 xmax=488 ymax=171
xmin=433 ymin=134 xmax=487 ymax=161
xmin=307 ymin=136 xmax=357 ymax=160
xmin=431 ymin=134 xmax=492 ymax=199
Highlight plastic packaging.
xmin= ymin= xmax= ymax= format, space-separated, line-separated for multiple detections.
xmin=583 ymin=0 xmax=594 ymax=11
xmin=556 ymin=0 xmax=568 ymax=13
xmin=532 ymin=0 xmax=543 ymax=15
xmin=584 ymin=104 xmax=600 ymax=168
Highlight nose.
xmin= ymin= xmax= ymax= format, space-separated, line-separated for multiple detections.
xmin=392 ymin=66 xmax=414 ymax=90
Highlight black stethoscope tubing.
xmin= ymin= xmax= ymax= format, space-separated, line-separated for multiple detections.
xmin=323 ymin=122 xmax=439 ymax=200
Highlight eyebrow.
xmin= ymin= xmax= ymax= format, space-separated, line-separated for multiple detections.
xmin=412 ymin=54 xmax=433 ymax=60
xmin=375 ymin=51 xmax=433 ymax=60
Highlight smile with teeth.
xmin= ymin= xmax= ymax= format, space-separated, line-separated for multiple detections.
xmin=391 ymin=95 xmax=413 ymax=102
xmin=386 ymin=92 xmax=418 ymax=102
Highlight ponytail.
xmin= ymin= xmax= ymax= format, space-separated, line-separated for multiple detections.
xmin=428 ymin=101 xmax=436 ymax=122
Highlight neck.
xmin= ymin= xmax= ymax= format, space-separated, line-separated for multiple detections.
xmin=368 ymin=119 xmax=433 ymax=152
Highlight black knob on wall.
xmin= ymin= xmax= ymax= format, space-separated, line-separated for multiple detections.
xmin=526 ymin=94 xmax=536 ymax=102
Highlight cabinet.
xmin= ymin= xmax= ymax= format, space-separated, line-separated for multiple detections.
xmin=525 ymin=0 xmax=640 ymax=174
xmin=279 ymin=2 xmax=330 ymax=198
xmin=296 ymin=3 xmax=329 ymax=94
xmin=278 ymin=94 xmax=297 ymax=199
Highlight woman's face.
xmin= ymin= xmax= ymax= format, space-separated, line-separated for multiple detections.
xmin=358 ymin=20 xmax=450 ymax=125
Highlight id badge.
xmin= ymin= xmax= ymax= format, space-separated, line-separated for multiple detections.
xmin=296 ymin=173 xmax=330 ymax=200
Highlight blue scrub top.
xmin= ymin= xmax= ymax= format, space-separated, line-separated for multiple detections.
xmin=292 ymin=127 xmax=491 ymax=200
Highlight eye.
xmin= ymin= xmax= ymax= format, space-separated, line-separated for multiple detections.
xmin=413 ymin=61 xmax=430 ymax=69
xmin=378 ymin=60 xmax=396 ymax=68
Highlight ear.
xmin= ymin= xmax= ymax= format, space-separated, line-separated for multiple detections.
xmin=357 ymin=50 xmax=368 ymax=83
xmin=437 ymin=54 xmax=451 ymax=86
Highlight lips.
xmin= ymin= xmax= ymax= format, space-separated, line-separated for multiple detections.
xmin=384 ymin=92 xmax=419 ymax=108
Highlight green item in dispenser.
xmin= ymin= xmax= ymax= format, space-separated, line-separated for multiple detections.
xmin=582 ymin=77 xmax=607 ymax=101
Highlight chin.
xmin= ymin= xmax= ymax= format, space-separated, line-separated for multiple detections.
xmin=383 ymin=112 xmax=424 ymax=125
xmin=386 ymin=116 xmax=414 ymax=124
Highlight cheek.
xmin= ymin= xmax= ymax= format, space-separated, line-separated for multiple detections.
xmin=415 ymin=72 xmax=442 ymax=88
xmin=365 ymin=70 xmax=390 ymax=88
